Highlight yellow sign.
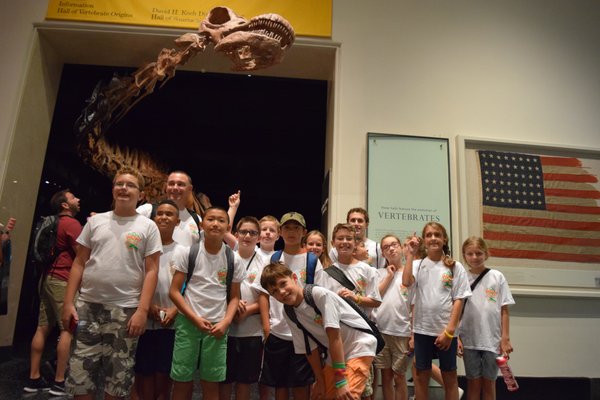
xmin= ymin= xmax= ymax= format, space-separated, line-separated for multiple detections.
xmin=46 ymin=0 xmax=332 ymax=38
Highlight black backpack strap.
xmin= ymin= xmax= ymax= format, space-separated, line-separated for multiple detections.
xmin=461 ymin=268 xmax=491 ymax=319
xmin=324 ymin=264 xmax=356 ymax=291
xmin=186 ymin=208 xmax=201 ymax=231
xmin=283 ymin=284 xmax=328 ymax=358
xmin=225 ymin=245 xmax=235 ymax=303
xmin=150 ymin=203 xmax=158 ymax=220
xmin=338 ymin=294 xmax=386 ymax=353
xmin=183 ymin=240 xmax=200 ymax=295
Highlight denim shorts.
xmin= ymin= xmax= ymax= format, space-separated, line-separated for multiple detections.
xmin=463 ymin=349 xmax=499 ymax=380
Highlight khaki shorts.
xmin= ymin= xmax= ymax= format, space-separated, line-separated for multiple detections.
xmin=66 ymin=301 xmax=138 ymax=397
xmin=373 ymin=334 xmax=412 ymax=374
xmin=38 ymin=276 xmax=68 ymax=330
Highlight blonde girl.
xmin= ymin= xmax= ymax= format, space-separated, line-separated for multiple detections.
xmin=304 ymin=230 xmax=333 ymax=268
xmin=459 ymin=237 xmax=515 ymax=400
xmin=402 ymin=222 xmax=471 ymax=400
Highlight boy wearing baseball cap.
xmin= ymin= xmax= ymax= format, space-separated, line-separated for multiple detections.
xmin=252 ymin=212 xmax=323 ymax=400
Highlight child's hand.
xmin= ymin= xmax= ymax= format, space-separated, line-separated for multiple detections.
xmin=386 ymin=264 xmax=397 ymax=275
xmin=337 ymin=288 xmax=354 ymax=299
xmin=434 ymin=330 xmax=452 ymax=351
xmin=310 ymin=377 xmax=325 ymax=400
xmin=5 ymin=217 xmax=16 ymax=231
xmin=149 ymin=304 xmax=161 ymax=321
xmin=228 ymin=190 xmax=241 ymax=209
xmin=457 ymin=337 xmax=464 ymax=357
xmin=194 ymin=316 xmax=213 ymax=332
xmin=407 ymin=234 xmax=421 ymax=256
xmin=234 ymin=300 xmax=248 ymax=322
xmin=335 ymin=384 xmax=354 ymax=400
xmin=500 ymin=338 xmax=513 ymax=356
xmin=209 ymin=320 xmax=229 ymax=339
xmin=161 ymin=307 xmax=178 ymax=327
xmin=127 ymin=309 xmax=148 ymax=337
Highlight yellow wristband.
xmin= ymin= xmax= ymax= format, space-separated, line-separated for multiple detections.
xmin=443 ymin=330 xmax=454 ymax=339
xmin=356 ymin=294 xmax=362 ymax=305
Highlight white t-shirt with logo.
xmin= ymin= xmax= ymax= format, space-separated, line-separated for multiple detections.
xmin=411 ymin=258 xmax=471 ymax=337
xmin=314 ymin=260 xmax=381 ymax=317
xmin=251 ymin=251 xmax=323 ymax=341
xmin=286 ymin=285 xmax=377 ymax=362
xmin=229 ymin=251 xmax=268 ymax=337
xmin=459 ymin=269 xmax=515 ymax=353
xmin=170 ymin=243 xmax=246 ymax=322
xmin=77 ymin=211 xmax=163 ymax=308
xmin=146 ymin=241 xmax=183 ymax=330
xmin=137 ymin=203 xmax=201 ymax=247
xmin=372 ymin=268 xmax=412 ymax=337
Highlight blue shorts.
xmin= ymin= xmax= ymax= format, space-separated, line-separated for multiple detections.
xmin=413 ymin=333 xmax=457 ymax=372
xmin=463 ymin=349 xmax=499 ymax=380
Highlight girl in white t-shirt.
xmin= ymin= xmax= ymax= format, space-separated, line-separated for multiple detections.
xmin=402 ymin=222 xmax=471 ymax=400
xmin=373 ymin=234 xmax=412 ymax=400
xmin=458 ymin=237 xmax=515 ymax=400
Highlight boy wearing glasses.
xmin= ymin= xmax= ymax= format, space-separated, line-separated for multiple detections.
xmin=220 ymin=216 xmax=268 ymax=400
xmin=62 ymin=168 xmax=162 ymax=399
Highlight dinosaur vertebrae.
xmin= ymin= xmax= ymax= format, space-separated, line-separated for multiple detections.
xmin=75 ymin=7 xmax=295 ymax=202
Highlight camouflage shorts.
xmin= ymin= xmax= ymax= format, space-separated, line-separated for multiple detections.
xmin=65 ymin=301 xmax=138 ymax=397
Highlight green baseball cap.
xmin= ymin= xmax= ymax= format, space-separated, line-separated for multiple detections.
xmin=280 ymin=212 xmax=306 ymax=228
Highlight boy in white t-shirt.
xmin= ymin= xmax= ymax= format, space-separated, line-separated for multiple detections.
xmin=219 ymin=216 xmax=268 ymax=400
xmin=168 ymin=207 xmax=246 ymax=400
xmin=134 ymin=199 xmax=183 ymax=400
xmin=261 ymin=262 xmax=378 ymax=400
xmin=316 ymin=223 xmax=381 ymax=314
xmin=329 ymin=208 xmax=386 ymax=269
xmin=62 ymin=168 xmax=162 ymax=399
xmin=252 ymin=212 xmax=322 ymax=400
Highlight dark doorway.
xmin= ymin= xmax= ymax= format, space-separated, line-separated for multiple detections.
xmin=14 ymin=63 xmax=327 ymax=345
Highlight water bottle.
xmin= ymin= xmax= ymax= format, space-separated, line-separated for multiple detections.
xmin=496 ymin=355 xmax=519 ymax=391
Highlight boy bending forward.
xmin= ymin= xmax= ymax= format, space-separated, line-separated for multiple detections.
xmin=261 ymin=262 xmax=377 ymax=400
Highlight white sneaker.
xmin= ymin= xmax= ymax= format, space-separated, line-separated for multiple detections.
xmin=458 ymin=387 xmax=465 ymax=399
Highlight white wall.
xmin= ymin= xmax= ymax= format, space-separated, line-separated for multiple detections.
xmin=329 ymin=1 xmax=600 ymax=378
xmin=1 ymin=0 xmax=599 ymax=377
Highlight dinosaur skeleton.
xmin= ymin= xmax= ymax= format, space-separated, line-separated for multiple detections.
xmin=75 ymin=7 xmax=294 ymax=207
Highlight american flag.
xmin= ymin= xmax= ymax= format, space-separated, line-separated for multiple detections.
xmin=478 ymin=150 xmax=600 ymax=263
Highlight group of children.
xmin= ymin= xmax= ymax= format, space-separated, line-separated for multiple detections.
xmin=57 ymin=168 xmax=514 ymax=400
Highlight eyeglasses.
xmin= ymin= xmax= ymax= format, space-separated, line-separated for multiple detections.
xmin=114 ymin=182 xmax=139 ymax=190
xmin=381 ymin=242 xmax=400 ymax=251
xmin=238 ymin=229 xmax=259 ymax=237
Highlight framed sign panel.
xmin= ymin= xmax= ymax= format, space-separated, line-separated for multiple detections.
xmin=367 ymin=133 xmax=452 ymax=249
xmin=457 ymin=136 xmax=600 ymax=297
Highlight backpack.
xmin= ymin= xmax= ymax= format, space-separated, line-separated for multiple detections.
xmin=270 ymin=250 xmax=318 ymax=284
xmin=31 ymin=215 xmax=60 ymax=268
xmin=182 ymin=241 xmax=235 ymax=302
xmin=284 ymin=284 xmax=385 ymax=357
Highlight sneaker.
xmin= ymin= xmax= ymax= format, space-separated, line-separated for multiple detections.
xmin=458 ymin=387 xmax=465 ymax=399
xmin=23 ymin=377 xmax=50 ymax=392
xmin=49 ymin=380 xmax=67 ymax=396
